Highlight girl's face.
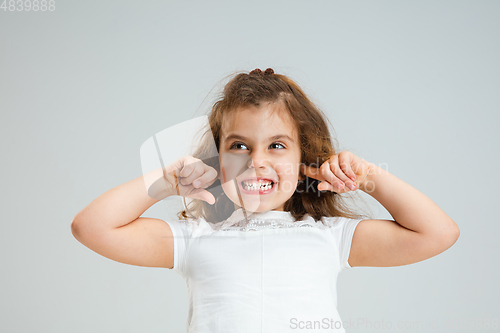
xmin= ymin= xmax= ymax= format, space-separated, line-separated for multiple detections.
xmin=218 ymin=103 xmax=303 ymax=212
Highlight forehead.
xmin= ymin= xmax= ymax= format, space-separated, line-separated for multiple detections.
xmin=221 ymin=103 xmax=298 ymax=140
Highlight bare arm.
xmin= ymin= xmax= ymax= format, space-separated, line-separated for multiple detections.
xmin=71 ymin=156 xmax=218 ymax=268
xmin=347 ymin=163 xmax=460 ymax=267
xmin=358 ymin=163 xmax=459 ymax=236
xmin=302 ymin=151 xmax=460 ymax=267
xmin=71 ymin=167 xmax=164 ymax=232
xmin=70 ymin=168 xmax=176 ymax=268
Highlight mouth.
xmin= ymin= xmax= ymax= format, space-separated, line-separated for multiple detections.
xmin=238 ymin=177 xmax=277 ymax=195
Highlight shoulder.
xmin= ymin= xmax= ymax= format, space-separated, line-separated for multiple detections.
xmin=165 ymin=215 xmax=205 ymax=234
xmin=292 ymin=214 xmax=361 ymax=233
xmin=319 ymin=215 xmax=358 ymax=228
xmin=171 ymin=215 xmax=223 ymax=238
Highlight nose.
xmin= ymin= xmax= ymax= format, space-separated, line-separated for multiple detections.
xmin=247 ymin=151 xmax=268 ymax=169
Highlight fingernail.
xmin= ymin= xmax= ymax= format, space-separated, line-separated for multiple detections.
xmin=193 ymin=180 xmax=201 ymax=187
xmin=348 ymin=183 xmax=356 ymax=190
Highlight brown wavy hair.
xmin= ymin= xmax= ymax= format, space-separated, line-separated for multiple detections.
xmin=177 ymin=68 xmax=370 ymax=223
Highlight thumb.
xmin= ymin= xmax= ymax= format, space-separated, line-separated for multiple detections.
xmin=189 ymin=189 xmax=216 ymax=205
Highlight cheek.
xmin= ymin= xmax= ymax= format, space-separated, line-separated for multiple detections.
xmin=275 ymin=164 xmax=300 ymax=193
xmin=275 ymin=160 xmax=300 ymax=178
xmin=221 ymin=182 xmax=236 ymax=196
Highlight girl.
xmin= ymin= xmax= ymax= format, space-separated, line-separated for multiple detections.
xmin=71 ymin=68 xmax=460 ymax=332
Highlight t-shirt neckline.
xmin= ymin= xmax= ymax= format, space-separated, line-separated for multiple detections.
xmin=224 ymin=208 xmax=296 ymax=224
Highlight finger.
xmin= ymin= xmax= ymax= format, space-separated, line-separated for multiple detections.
xmin=165 ymin=157 xmax=194 ymax=186
xmin=318 ymin=181 xmax=335 ymax=192
xmin=338 ymin=152 xmax=357 ymax=181
xmin=319 ymin=159 xmax=345 ymax=191
xmin=188 ymin=188 xmax=216 ymax=205
xmin=163 ymin=156 xmax=202 ymax=196
xmin=165 ymin=155 xmax=196 ymax=176
xmin=179 ymin=160 xmax=205 ymax=186
xmin=300 ymin=164 xmax=325 ymax=181
xmin=338 ymin=152 xmax=357 ymax=190
xmin=328 ymin=154 xmax=356 ymax=191
xmin=192 ymin=166 xmax=218 ymax=188
xmin=178 ymin=160 xmax=197 ymax=179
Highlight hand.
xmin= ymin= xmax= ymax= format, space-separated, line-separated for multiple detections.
xmin=162 ymin=156 xmax=218 ymax=204
xmin=300 ymin=151 xmax=373 ymax=193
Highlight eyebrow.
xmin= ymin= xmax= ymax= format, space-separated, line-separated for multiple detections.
xmin=223 ymin=133 xmax=295 ymax=143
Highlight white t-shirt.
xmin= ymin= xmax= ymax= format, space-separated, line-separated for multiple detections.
xmin=165 ymin=208 xmax=362 ymax=333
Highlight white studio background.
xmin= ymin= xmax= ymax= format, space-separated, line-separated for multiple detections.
xmin=1 ymin=1 xmax=499 ymax=332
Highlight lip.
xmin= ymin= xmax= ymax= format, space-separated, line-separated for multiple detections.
xmin=238 ymin=177 xmax=277 ymax=195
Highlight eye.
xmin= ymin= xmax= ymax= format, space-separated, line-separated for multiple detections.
xmin=270 ymin=142 xmax=286 ymax=149
xmin=229 ymin=142 xmax=248 ymax=150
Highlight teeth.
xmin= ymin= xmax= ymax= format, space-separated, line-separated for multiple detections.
xmin=242 ymin=180 xmax=273 ymax=191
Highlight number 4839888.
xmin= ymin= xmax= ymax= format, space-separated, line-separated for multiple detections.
xmin=1 ymin=0 xmax=55 ymax=11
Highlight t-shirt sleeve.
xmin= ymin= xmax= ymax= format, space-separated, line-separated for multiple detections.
xmin=323 ymin=216 xmax=364 ymax=272
xmin=164 ymin=219 xmax=194 ymax=277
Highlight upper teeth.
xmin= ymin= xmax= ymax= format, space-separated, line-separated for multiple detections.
xmin=242 ymin=180 xmax=273 ymax=191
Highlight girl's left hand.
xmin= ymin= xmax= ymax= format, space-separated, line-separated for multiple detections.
xmin=300 ymin=151 xmax=373 ymax=193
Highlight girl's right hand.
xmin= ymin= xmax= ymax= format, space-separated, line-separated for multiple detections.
xmin=163 ymin=155 xmax=218 ymax=205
